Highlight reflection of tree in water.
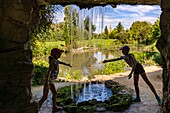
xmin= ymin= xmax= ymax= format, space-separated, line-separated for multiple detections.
xmin=60 ymin=51 xmax=97 ymax=74
xmin=102 ymin=49 xmax=109 ymax=59
xmin=59 ymin=50 xmax=122 ymax=75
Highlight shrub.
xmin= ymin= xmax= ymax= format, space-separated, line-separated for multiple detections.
xmin=91 ymin=60 xmax=127 ymax=75
xmin=32 ymin=60 xmax=49 ymax=86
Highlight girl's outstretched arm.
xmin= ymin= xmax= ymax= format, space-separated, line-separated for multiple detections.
xmin=59 ymin=61 xmax=72 ymax=67
xmin=103 ymin=57 xmax=123 ymax=63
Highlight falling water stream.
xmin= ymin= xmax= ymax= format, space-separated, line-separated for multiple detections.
xmin=76 ymin=83 xmax=113 ymax=104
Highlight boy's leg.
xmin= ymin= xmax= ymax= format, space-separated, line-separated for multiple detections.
xmin=38 ymin=83 xmax=50 ymax=109
xmin=140 ymin=72 xmax=158 ymax=97
xmin=140 ymin=72 xmax=162 ymax=105
xmin=134 ymin=74 xmax=140 ymax=98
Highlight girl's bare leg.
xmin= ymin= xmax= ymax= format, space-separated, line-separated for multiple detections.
xmin=50 ymin=83 xmax=57 ymax=109
xmin=140 ymin=72 xmax=158 ymax=97
xmin=134 ymin=74 xmax=140 ymax=98
xmin=38 ymin=83 xmax=50 ymax=109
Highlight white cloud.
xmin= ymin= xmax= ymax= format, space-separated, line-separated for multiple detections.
xmin=116 ymin=5 xmax=160 ymax=16
xmin=93 ymin=5 xmax=161 ymax=33
xmin=53 ymin=9 xmax=65 ymax=24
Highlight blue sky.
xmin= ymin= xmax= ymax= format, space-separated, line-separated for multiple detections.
xmin=54 ymin=5 xmax=161 ymax=34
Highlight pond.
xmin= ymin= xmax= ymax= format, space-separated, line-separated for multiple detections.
xmin=43 ymin=49 xmax=122 ymax=75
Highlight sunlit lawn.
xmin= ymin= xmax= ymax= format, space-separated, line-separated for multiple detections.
xmin=45 ymin=39 xmax=158 ymax=52
xmin=45 ymin=41 xmax=65 ymax=49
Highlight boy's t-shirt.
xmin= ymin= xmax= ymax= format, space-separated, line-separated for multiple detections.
xmin=120 ymin=54 xmax=138 ymax=67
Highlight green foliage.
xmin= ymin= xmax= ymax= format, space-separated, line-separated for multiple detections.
xmin=32 ymin=60 xmax=49 ymax=86
xmin=146 ymin=18 xmax=161 ymax=45
xmin=92 ymin=60 xmax=127 ymax=75
xmin=58 ymin=69 xmax=84 ymax=81
xmin=116 ymin=22 xmax=124 ymax=33
xmin=31 ymin=40 xmax=47 ymax=57
xmin=131 ymin=51 xmax=161 ymax=65
xmin=152 ymin=52 xmax=161 ymax=65
xmin=84 ymin=16 xmax=96 ymax=32
xmin=65 ymin=70 xmax=84 ymax=80
xmin=109 ymin=28 xmax=118 ymax=39
xmin=116 ymin=30 xmax=130 ymax=44
xmin=107 ymin=19 xmax=160 ymax=45
xmin=130 ymin=21 xmax=152 ymax=44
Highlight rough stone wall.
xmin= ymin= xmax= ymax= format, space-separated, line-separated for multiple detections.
xmin=37 ymin=0 xmax=160 ymax=8
xmin=156 ymin=0 xmax=170 ymax=112
xmin=0 ymin=0 xmax=40 ymax=112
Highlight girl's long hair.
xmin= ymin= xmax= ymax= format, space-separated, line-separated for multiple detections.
xmin=48 ymin=56 xmax=54 ymax=63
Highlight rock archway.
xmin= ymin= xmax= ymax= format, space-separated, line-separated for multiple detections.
xmin=0 ymin=0 xmax=169 ymax=113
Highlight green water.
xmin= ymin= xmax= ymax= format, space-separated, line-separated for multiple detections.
xmin=43 ymin=49 xmax=122 ymax=75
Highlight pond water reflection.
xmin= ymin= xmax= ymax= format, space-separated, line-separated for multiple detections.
xmin=44 ymin=50 xmax=121 ymax=75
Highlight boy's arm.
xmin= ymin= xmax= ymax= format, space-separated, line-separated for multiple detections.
xmin=103 ymin=57 xmax=123 ymax=63
xmin=59 ymin=61 xmax=72 ymax=67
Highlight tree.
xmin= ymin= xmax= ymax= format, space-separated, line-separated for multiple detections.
xmin=116 ymin=22 xmax=124 ymax=33
xmin=109 ymin=28 xmax=118 ymax=39
xmin=64 ymin=5 xmax=79 ymax=49
xmin=84 ymin=16 xmax=96 ymax=32
xmin=116 ymin=30 xmax=130 ymax=44
xmin=30 ymin=5 xmax=62 ymax=40
xmin=104 ymin=26 xmax=109 ymax=38
xmin=63 ymin=22 xmax=70 ymax=47
xmin=30 ymin=5 xmax=62 ymax=56
xmin=130 ymin=21 xmax=152 ymax=44
xmin=152 ymin=18 xmax=160 ymax=39
xmin=144 ymin=18 xmax=160 ymax=45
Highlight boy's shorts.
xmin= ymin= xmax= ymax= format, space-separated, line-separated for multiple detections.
xmin=134 ymin=63 xmax=145 ymax=74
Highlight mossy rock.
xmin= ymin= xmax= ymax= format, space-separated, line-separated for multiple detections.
xmin=76 ymin=106 xmax=94 ymax=113
xmin=77 ymin=99 xmax=102 ymax=107
xmin=56 ymin=98 xmax=64 ymax=105
xmin=57 ymin=86 xmax=72 ymax=98
xmin=88 ymin=99 xmax=101 ymax=105
xmin=68 ymin=106 xmax=78 ymax=113
xmin=64 ymin=97 xmax=74 ymax=105
xmin=77 ymin=101 xmax=89 ymax=106
xmin=63 ymin=105 xmax=70 ymax=111
xmin=105 ymin=80 xmax=119 ymax=88
xmin=108 ymin=94 xmax=132 ymax=111
xmin=108 ymin=95 xmax=119 ymax=104
xmin=113 ymin=94 xmax=132 ymax=103
xmin=93 ymin=103 xmax=110 ymax=112
xmin=110 ymin=101 xmax=129 ymax=112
